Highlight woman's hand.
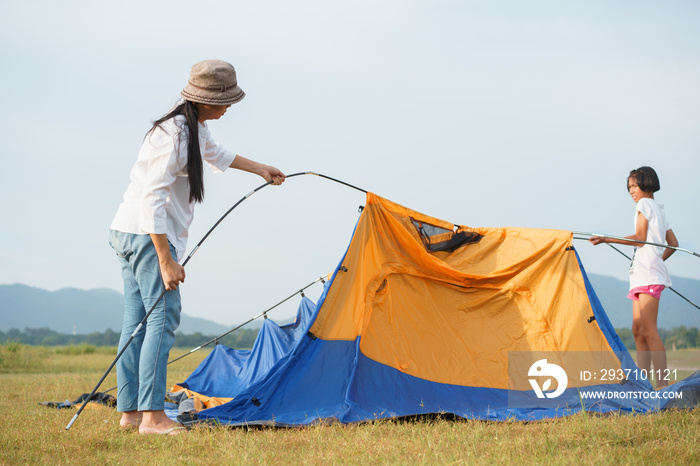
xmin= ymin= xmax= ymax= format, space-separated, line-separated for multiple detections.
xmin=150 ymin=234 xmax=185 ymax=290
xmin=261 ymin=165 xmax=286 ymax=185
xmin=229 ymin=155 xmax=286 ymax=185
xmin=160 ymin=258 xmax=186 ymax=291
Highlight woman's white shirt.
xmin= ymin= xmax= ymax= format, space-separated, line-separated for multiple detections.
xmin=110 ymin=116 xmax=236 ymax=261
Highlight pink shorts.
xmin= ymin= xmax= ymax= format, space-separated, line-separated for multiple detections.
xmin=627 ymin=285 xmax=665 ymax=301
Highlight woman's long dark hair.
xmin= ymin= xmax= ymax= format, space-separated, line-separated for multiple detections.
xmin=148 ymin=100 xmax=204 ymax=203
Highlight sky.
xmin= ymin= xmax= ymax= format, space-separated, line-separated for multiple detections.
xmin=1 ymin=0 xmax=698 ymax=328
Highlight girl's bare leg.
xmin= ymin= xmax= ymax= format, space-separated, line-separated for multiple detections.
xmin=632 ymin=299 xmax=651 ymax=373
xmin=637 ymin=293 xmax=668 ymax=388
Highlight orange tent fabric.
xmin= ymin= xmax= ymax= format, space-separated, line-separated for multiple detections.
xmin=311 ymin=193 xmax=618 ymax=390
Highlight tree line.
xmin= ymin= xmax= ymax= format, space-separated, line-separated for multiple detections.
xmin=2 ymin=326 xmax=700 ymax=351
xmin=0 ymin=327 xmax=260 ymax=349
xmin=613 ymin=326 xmax=699 ymax=351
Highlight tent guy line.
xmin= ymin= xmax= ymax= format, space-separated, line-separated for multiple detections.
xmin=65 ymin=171 xmax=365 ymax=431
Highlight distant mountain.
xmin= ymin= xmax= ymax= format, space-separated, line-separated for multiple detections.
xmin=1 ymin=274 xmax=698 ymax=336
xmin=0 ymin=284 xmax=230 ymax=335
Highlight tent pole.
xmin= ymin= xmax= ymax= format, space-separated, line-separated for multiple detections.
xmin=572 ymin=236 xmax=700 ymax=312
xmin=167 ymin=274 xmax=327 ymax=364
xmin=604 ymin=242 xmax=700 ymax=312
xmin=66 ymin=172 xmax=367 ymax=431
xmin=572 ymin=231 xmax=700 ymax=258
xmin=99 ymin=274 xmax=327 ymax=394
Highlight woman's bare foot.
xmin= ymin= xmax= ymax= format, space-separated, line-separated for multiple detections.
xmin=138 ymin=410 xmax=185 ymax=435
xmin=119 ymin=411 xmax=143 ymax=430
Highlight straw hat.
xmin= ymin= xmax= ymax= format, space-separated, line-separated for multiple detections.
xmin=181 ymin=59 xmax=245 ymax=105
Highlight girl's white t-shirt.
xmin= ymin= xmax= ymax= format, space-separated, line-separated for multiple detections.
xmin=628 ymin=197 xmax=672 ymax=289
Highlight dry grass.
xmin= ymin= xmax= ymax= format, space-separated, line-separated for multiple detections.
xmin=1 ymin=344 xmax=699 ymax=465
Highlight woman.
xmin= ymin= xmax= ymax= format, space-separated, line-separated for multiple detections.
xmin=109 ymin=59 xmax=285 ymax=434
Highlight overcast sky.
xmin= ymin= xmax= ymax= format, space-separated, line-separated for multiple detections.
xmin=1 ymin=0 xmax=698 ymax=327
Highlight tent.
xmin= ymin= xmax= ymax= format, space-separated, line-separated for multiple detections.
xmin=171 ymin=193 xmax=700 ymax=426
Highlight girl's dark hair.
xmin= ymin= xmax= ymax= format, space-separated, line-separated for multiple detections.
xmin=627 ymin=166 xmax=660 ymax=193
xmin=148 ymin=100 xmax=204 ymax=203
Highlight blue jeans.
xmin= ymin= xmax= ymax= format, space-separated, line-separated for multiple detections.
xmin=109 ymin=230 xmax=182 ymax=412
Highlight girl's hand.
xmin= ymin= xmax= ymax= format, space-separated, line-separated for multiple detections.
xmin=588 ymin=236 xmax=605 ymax=246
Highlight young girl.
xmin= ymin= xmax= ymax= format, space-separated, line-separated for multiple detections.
xmin=109 ymin=59 xmax=285 ymax=434
xmin=589 ymin=166 xmax=678 ymax=388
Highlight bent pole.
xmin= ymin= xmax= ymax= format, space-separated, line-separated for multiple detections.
xmin=99 ymin=273 xmax=329 ymax=394
xmin=572 ymin=231 xmax=700 ymax=258
xmin=167 ymin=274 xmax=327 ymax=365
xmin=602 ymin=243 xmax=700 ymax=312
xmin=66 ymin=172 xmax=368 ymax=431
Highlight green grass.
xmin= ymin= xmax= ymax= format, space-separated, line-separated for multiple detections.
xmin=1 ymin=344 xmax=699 ymax=464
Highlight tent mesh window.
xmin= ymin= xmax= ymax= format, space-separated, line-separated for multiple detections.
xmin=410 ymin=218 xmax=482 ymax=253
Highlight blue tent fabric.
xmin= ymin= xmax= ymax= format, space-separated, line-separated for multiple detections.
xmin=180 ymin=296 xmax=318 ymax=398
xmin=176 ymin=272 xmax=700 ymax=426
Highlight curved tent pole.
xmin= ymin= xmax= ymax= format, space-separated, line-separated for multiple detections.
xmin=572 ymin=231 xmax=700 ymax=258
xmin=572 ymin=236 xmax=700 ymax=312
xmin=186 ymin=172 xmax=366 ymax=261
xmin=604 ymin=242 xmax=699 ymax=312
xmin=65 ymin=172 xmax=367 ymax=431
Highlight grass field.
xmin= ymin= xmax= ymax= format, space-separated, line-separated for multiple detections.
xmin=1 ymin=343 xmax=698 ymax=464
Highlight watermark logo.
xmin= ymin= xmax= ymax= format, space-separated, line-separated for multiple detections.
xmin=528 ymin=359 xmax=568 ymax=398
xmin=508 ymin=351 xmax=687 ymax=410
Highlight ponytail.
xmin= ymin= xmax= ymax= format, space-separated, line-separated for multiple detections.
xmin=148 ymin=100 xmax=204 ymax=203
